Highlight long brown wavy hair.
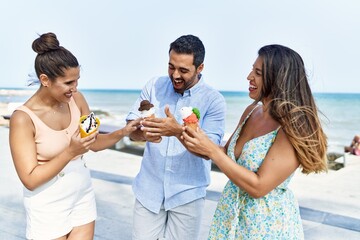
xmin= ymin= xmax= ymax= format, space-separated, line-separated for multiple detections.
xmin=256 ymin=44 xmax=327 ymax=174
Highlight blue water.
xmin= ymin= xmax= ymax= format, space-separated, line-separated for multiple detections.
xmin=1 ymin=88 xmax=359 ymax=152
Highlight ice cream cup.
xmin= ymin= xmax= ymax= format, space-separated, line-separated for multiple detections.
xmin=79 ymin=115 xmax=100 ymax=138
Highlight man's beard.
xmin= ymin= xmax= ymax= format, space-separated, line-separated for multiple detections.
xmin=171 ymin=74 xmax=198 ymax=93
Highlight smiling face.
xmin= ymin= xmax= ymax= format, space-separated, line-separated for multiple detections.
xmin=247 ymin=56 xmax=265 ymax=101
xmin=41 ymin=67 xmax=80 ymax=103
xmin=168 ymin=50 xmax=204 ymax=94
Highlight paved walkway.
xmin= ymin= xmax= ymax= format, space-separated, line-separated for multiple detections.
xmin=1 ymin=126 xmax=360 ymax=239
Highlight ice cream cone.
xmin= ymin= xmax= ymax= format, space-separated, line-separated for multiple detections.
xmin=185 ymin=122 xmax=198 ymax=131
xmin=138 ymin=100 xmax=155 ymax=119
xmin=185 ymin=122 xmax=198 ymax=137
xmin=79 ymin=114 xmax=100 ymax=138
xmin=144 ymin=113 xmax=155 ymax=119
xmin=180 ymin=106 xmax=200 ymax=137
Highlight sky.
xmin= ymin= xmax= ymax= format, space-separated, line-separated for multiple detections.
xmin=0 ymin=0 xmax=359 ymax=93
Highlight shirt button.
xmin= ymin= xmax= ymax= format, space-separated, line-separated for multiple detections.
xmin=59 ymin=172 xmax=65 ymax=177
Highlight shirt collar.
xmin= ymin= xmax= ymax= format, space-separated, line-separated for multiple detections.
xmin=182 ymin=74 xmax=204 ymax=97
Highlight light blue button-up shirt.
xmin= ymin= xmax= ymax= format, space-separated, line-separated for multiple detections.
xmin=126 ymin=75 xmax=226 ymax=213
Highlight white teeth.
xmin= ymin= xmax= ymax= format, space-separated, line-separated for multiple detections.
xmin=174 ymin=80 xmax=182 ymax=83
xmin=250 ymin=85 xmax=257 ymax=89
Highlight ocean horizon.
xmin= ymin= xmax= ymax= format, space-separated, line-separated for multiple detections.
xmin=1 ymin=87 xmax=359 ymax=153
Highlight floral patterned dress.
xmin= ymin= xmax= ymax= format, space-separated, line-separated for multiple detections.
xmin=208 ymin=106 xmax=304 ymax=240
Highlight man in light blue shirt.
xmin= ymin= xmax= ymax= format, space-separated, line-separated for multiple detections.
xmin=126 ymin=35 xmax=226 ymax=240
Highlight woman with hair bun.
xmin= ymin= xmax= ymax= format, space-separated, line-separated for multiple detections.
xmin=9 ymin=32 xmax=140 ymax=239
xmin=182 ymin=44 xmax=328 ymax=239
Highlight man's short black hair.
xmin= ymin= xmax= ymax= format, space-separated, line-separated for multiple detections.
xmin=169 ymin=35 xmax=205 ymax=68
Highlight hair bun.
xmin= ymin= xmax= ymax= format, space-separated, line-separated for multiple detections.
xmin=32 ymin=32 xmax=60 ymax=54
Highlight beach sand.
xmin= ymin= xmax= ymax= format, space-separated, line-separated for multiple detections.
xmin=1 ymin=103 xmax=360 ymax=238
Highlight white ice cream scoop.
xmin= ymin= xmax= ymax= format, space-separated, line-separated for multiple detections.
xmin=180 ymin=106 xmax=193 ymax=119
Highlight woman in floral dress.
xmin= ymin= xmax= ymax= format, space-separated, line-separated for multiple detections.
xmin=182 ymin=44 xmax=328 ymax=239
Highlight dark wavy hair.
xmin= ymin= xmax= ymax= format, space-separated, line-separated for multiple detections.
xmin=256 ymin=44 xmax=327 ymax=173
xmin=32 ymin=32 xmax=79 ymax=81
xmin=169 ymin=35 xmax=205 ymax=68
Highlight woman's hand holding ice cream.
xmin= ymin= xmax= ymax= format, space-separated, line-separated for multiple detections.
xmin=65 ymin=128 xmax=98 ymax=159
xmin=180 ymin=107 xmax=224 ymax=160
xmin=121 ymin=119 xmax=141 ymax=136
xmin=181 ymin=126 xmax=219 ymax=160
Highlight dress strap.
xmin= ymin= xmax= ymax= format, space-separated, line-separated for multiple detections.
xmin=240 ymin=105 xmax=260 ymax=127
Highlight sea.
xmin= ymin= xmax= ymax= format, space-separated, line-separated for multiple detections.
xmin=1 ymin=88 xmax=359 ymax=153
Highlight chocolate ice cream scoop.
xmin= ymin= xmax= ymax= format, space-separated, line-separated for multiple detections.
xmin=138 ymin=100 xmax=154 ymax=111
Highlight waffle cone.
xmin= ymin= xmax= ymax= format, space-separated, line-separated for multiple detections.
xmin=79 ymin=115 xmax=100 ymax=138
xmin=185 ymin=122 xmax=198 ymax=131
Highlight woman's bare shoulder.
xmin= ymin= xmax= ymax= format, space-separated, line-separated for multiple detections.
xmin=9 ymin=110 xmax=35 ymax=137
xmin=240 ymin=103 xmax=259 ymax=121
xmin=10 ymin=109 xmax=32 ymax=125
xmin=72 ymin=91 xmax=86 ymax=103
xmin=72 ymin=91 xmax=90 ymax=115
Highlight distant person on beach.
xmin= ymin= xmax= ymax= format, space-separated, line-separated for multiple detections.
xmin=344 ymin=135 xmax=360 ymax=155
xmin=9 ymin=32 xmax=140 ymax=240
xmin=182 ymin=44 xmax=328 ymax=239
xmin=126 ymin=34 xmax=226 ymax=239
